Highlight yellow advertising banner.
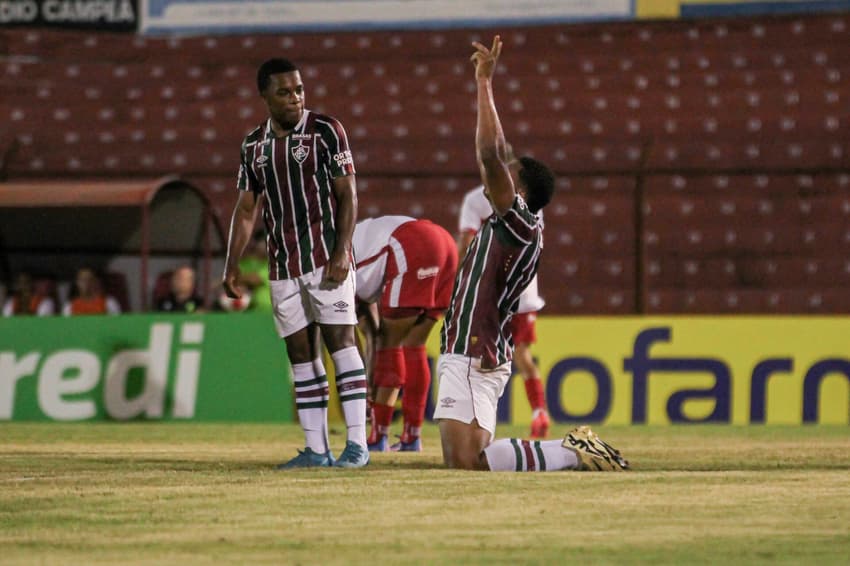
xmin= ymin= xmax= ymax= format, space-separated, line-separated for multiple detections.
xmin=423 ymin=317 xmax=850 ymax=426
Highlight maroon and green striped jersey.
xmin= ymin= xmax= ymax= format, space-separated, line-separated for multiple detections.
xmin=441 ymin=195 xmax=543 ymax=368
xmin=237 ymin=111 xmax=356 ymax=280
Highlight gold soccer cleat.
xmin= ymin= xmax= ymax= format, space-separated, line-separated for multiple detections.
xmin=563 ymin=426 xmax=630 ymax=471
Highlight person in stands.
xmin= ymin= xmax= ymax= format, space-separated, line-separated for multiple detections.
xmin=2 ymin=272 xmax=56 ymax=317
xmin=156 ymin=265 xmax=204 ymax=313
xmin=62 ymin=268 xmax=121 ymax=316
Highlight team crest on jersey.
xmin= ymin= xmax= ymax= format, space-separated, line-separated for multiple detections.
xmin=292 ymin=143 xmax=310 ymax=164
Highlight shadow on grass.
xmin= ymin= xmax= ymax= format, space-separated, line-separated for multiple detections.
xmin=1 ymin=453 xmax=447 ymax=475
xmin=7 ymin=453 xmax=849 ymax=475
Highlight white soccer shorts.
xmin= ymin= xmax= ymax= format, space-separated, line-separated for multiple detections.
xmin=270 ymin=264 xmax=357 ymax=337
xmin=432 ymin=353 xmax=512 ymax=439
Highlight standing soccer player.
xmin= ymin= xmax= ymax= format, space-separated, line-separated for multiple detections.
xmin=223 ymin=58 xmax=369 ymax=468
xmin=435 ymin=37 xmax=629 ymax=472
xmin=352 ymin=215 xmax=458 ymax=452
xmin=458 ymin=184 xmax=551 ymax=438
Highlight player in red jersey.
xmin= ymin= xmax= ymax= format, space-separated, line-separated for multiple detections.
xmin=353 ymin=215 xmax=458 ymax=452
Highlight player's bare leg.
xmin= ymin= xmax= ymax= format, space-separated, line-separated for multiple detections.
xmin=321 ymin=323 xmax=370 ymax=467
xmin=368 ymin=314 xmax=419 ymax=451
xmin=438 ymin=418 xmax=491 ymax=470
xmin=514 ymin=342 xmax=550 ymax=439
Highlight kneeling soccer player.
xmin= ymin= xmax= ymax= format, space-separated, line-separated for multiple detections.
xmin=434 ymin=36 xmax=629 ymax=472
xmin=352 ymin=215 xmax=458 ymax=452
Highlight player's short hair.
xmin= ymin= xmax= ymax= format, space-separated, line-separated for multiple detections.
xmin=257 ymin=58 xmax=299 ymax=93
xmin=517 ymin=156 xmax=555 ymax=213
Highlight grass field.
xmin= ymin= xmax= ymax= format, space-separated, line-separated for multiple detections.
xmin=2 ymin=423 xmax=849 ymax=565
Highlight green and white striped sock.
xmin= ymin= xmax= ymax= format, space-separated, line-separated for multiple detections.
xmin=484 ymin=438 xmax=578 ymax=472
xmin=292 ymin=360 xmax=330 ymax=454
xmin=332 ymin=346 xmax=368 ymax=448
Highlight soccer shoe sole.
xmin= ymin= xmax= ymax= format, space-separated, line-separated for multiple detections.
xmin=562 ymin=426 xmax=630 ymax=471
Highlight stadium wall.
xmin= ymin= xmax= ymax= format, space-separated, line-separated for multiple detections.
xmin=2 ymin=314 xmax=847 ymax=425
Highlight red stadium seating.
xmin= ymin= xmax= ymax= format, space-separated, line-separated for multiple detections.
xmin=3 ymin=13 xmax=850 ymax=313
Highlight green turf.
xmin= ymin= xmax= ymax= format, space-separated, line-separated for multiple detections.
xmin=2 ymin=423 xmax=849 ymax=565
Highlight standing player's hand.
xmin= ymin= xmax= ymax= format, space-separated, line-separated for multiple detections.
xmin=323 ymin=249 xmax=350 ymax=288
xmin=222 ymin=267 xmax=242 ymax=299
xmin=470 ymin=35 xmax=502 ymax=80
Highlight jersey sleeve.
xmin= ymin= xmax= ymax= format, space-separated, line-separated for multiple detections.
xmin=498 ymin=195 xmax=540 ymax=246
xmin=459 ymin=187 xmax=491 ymax=233
xmin=236 ymin=141 xmax=261 ymax=194
xmin=318 ymin=117 xmax=356 ymax=178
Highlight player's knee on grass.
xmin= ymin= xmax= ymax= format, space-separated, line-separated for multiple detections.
xmin=446 ymin=450 xmax=488 ymax=471
xmin=438 ymin=419 xmax=491 ymax=471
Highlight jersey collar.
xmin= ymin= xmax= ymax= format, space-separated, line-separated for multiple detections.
xmin=265 ymin=110 xmax=310 ymax=141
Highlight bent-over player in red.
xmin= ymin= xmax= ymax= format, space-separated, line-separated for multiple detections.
xmin=353 ymin=215 xmax=458 ymax=452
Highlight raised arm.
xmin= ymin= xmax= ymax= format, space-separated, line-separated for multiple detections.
xmin=222 ymin=190 xmax=262 ymax=298
xmin=325 ymin=174 xmax=357 ymax=283
xmin=471 ymin=35 xmax=515 ymax=216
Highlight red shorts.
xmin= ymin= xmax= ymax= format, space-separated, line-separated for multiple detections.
xmin=510 ymin=311 xmax=538 ymax=345
xmin=380 ymin=220 xmax=458 ymax=320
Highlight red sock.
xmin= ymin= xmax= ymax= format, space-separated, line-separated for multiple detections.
xmin=372 ymin=403 xmax=394 ymax=437
xmin=524 ymin=375 xmax=546 ymax=411
xmin=373 ymin=347 xmax=405 ymax=389
xmin=401 ymin=345 xmax=430 ymax=439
